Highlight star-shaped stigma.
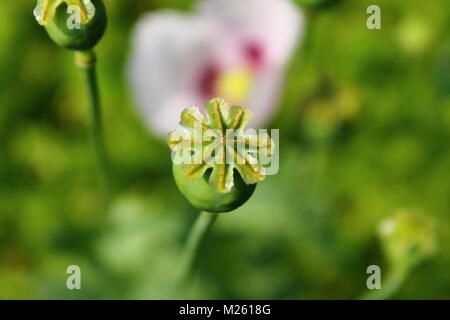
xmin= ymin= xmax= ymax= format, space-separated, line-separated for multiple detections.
xmin=168 ymin=98 xmax=275 ymax=193
xmin=34 ymin=0 xmax=95 ymax=25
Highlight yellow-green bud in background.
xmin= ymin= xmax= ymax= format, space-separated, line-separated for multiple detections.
xmin=34 ymin=0 xmax=107 ymax=51
xmin=378 ymin=209 xmax=436 ymax=271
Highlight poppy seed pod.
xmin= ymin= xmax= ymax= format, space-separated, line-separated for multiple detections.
xmin=167 ymin=98 xmax=275 ymax=213
xmin=173 ymin=164 xmax=256 ymax=213
xmin=34 ymin=0 xmax=107 ymax=51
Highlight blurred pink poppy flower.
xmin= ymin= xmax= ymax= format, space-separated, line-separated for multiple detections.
xmin=128 ymin=0 xmax=304 ymax=136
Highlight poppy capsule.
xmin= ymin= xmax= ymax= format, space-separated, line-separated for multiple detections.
xmin=172 ymin=163 xmax=256 ymax=213
xmin=36 ymin=0 xmax=107 ymax=51
xmin=167 ymin=98 xmax=275 ymax=213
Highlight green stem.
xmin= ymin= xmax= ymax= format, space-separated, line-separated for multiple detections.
xmin=177 ymin=211 xmax=218 ymax=286
xmin=358 ymin=267 xmax=408 ymax=300
xmin=75 ymin=50 xmax=112 ymax=202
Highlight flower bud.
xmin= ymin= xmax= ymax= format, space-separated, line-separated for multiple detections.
xmin=34 ymin=0 xmax=107 ymax=51
xmin=378 ymin=209 xmax=436 ymax=270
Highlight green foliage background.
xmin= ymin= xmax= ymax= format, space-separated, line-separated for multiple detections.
xmin=0 ymin=0 xmax=449 ymax=299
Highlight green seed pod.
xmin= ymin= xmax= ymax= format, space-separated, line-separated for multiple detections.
xmin=167 ymin=98 xmax=275 ymax=213
xmin=34 ymin=0 xmax=107 ymax=51
xmin=173 ymin=163 xmax=256 ymax=213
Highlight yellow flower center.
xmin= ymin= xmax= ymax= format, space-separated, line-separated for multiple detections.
xmin=217 ymin=68 xmax=254 ymax=104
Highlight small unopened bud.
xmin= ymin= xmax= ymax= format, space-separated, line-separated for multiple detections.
xmin=378 ymin=209 xmax=436 ymax=270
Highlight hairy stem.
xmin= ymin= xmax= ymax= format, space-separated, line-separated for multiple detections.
xmin=178 ymin=211 xmax=218 ymax=286
xmin=75 ymin=50 xmax=112 ymax=202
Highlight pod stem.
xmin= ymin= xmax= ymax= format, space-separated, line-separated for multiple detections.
xmin=75 ymin=50 xmax=112 ymax=203
xmin=177 ymin=211 xmax=219 ymax=286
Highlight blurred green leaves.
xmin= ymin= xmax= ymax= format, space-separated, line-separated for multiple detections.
xmin=0 ymin=0 xmax=449 ymax=299
xmin=294 ymin=0 xmax=338 ymax=9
